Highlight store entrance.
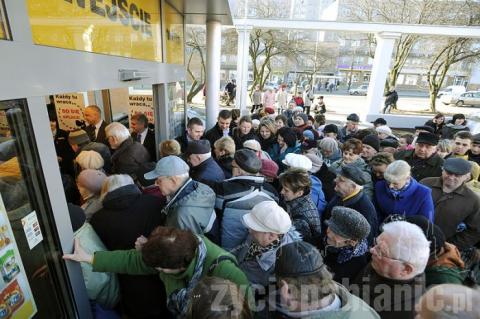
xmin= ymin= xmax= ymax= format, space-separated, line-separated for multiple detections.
xmin=0 ymin=99 xmax=77 ymax=318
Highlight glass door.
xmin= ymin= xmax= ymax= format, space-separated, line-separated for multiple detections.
xmin=0 ymin=99 xmax=77 ymax=318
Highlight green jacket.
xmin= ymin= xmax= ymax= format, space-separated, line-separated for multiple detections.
xmin=92 ymin=236 xmax=249 ymax=296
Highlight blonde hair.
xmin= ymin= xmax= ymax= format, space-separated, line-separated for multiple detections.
xmin=259 ymin=118 xmax=277 ymax=136
xmin=159 ymin=139 xmax=181 ymax=158
xmin=214 ymin=136 xmax=236 ymax=156
xmin=75 ymin=150 xmax=104 ymax=170
xmin=437 ymin=139 xmax=453 ymax=154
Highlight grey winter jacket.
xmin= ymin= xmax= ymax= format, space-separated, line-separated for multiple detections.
xmin=164 ymin=179 xmax=216 ymax=235
xmin=233 ymin=228 xmax=302 ymax=286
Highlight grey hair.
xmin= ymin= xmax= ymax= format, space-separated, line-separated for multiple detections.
xmin=382 ymin=221 xmax=430 ymax=276
xmin=105 ymin=122 xmax=131 ymax=144
xmin=101 ymin=174 xmax=134 ymax=200
xmin=319 ymin=137 xmax=339 ymax=153
xmin=384 ymin=160 xmax=411 ymax=183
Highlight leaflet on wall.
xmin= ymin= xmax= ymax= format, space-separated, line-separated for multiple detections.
xmin=53 ymin=93 xmax=86 ymax=131
xmin=128 ymin=95 xmax=154 ymax=128
xmin=0 ymin=195 xmax=37 ymax=318
xmin=20 ymin=212 xmax=43 ymax=250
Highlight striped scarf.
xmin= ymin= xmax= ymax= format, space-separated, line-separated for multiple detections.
xmin=167 ymin=235 xmax=207 ymax=316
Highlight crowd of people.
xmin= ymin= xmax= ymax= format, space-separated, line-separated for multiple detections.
xmin=52 ymin=103 xmax=480 ymax=318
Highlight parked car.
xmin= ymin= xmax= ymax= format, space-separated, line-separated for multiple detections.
xmin=349 ymin=84 xmax=368 ymax=96
xmin=451 ymin=91 xmax=480 ymax=107
xmin=437 ymin=85 xmax=466 ymax=99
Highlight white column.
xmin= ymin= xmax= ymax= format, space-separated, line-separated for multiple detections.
xmin=364 ymin=32 xmax=401 ymax=121
xmin=235 ymin=25 xmax=252 ymax=115
xmin=206 ymin=20 xmax=222 ymax=130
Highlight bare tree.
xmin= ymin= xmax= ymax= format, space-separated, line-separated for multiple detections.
xmin=342 ymin=0 xmax=470 ymax=92
xmin=185 ymin=27 xmax=206 ymax=103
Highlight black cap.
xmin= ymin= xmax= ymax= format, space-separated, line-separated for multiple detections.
xmin=186 ymin=140 xmax=211 ymax=155
xmin=414 ymin=126 xmax=435 ymax=134
xmin=347 ymin=113 xmax=360 ymax=123
xmin=416 ymin=132 xmax=439 ymax=146
xmin=405 ymin=216 xmax=445 ymax=257
xmin=443 ymin=158 xmax=472 ymax=175
xmin=338 ymin=164 xmax=371 ymax=186
xmin=275 ymin=242 xmax=325 ymax=277
xmin=234 ymin=149 xmax=262 ymax=174
xmin=323 ymin=124 xmax=339 ymax=134
xmin=371 ymin=118 xmax=387 ymax=126
xmin=472 ymin=133 xmax=480 ymax=144
xmin=380 ymin=139 xmax=399 ymax=149
xmin=362 ymin=134 xmax=380 ymax=152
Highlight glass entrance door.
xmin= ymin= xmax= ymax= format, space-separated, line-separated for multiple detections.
xmin=0 ymin=99 xmax=77 ymax=318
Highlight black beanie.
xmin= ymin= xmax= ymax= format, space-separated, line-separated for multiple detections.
xmin=278 ymin=127 xmax=297 ymax=148
xmin=362 ymin=134 xmax=380 ymax=152
xmin=406 ymin=215 xmax=445 ymax=258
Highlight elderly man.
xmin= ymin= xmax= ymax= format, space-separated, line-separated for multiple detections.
xmin=421 ymin=158 xmax=480 ymax=251
xmin=105 ymin=122 xmax=150 ymax=177
xmin=339 ymin=113 xmax=360 ymax=142
xmin=395 ymin=132 xmax=444 ymax=181
xmin=354 ymin=221 xmax=430 ymax=319
xmin=323 ymin=164 xmax=378 ymax=245
xmin=274 ymin=242 xmax=380 ymax=318
xmin=68 ymin=129 xmax=111 ymax=173
xmin=144 ymin=156 xmax=217 ymax=239
xmin=205 ymin=110 xmax=232 ymax=148
xmin=83 ymin=105 xmax=108 ymax=145
xmin=130 ymin=113 xmax=156 ymax=161
xmin=361 ymin=134 xmax=380 ymax=163
xmin=208 ymin=149 xmax=279 ymax=250
xmin=175 ymin=117 xmax=205 ymax=153
xmin=186 ymin=140 xmax=225 ymax=184
xmin=234 ymin=201 xmax=301 ymax=286
xmin=415 ymin=284 xmax=480 ymax=319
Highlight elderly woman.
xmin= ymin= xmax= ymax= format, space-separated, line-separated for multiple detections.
xmin=234 ymin=201 xmax=301 ymax=286
xmin=318 ymin=137 xmax=341 ymax=166
xmin=76 ymin=169 xmax=107 ymax=220
xmin=214 ymin=136 xmax=236 ymax=179
xmin=374 ymin=160 xmax=434 ymax=223
xmin=105 ymin=122 xmax=150 ymax=177
xmin=330 ymin=138 xmax=373 ymax=198
xmin=257 ymin=118 xmax=277 ymax=155
xmin=270 ymin=127 xmax=300 ymax=172
xmin=279 ymin=168 xmax=322 ymax=245
xmin=64 ymin=226 xmax=249 ymax=318
xmin=75 ymin=150 xmax=105 ymax=173
xmin=87 ymin=174 xmax=167 ymax=318
xmin=232 ymin=116 xmax=259 ymax=150
xmin=322 ymin=206 xmax=371 ymax=283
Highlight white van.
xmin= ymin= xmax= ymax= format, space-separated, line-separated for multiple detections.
xmin=439 ymin=85 xmax=467 ymax=104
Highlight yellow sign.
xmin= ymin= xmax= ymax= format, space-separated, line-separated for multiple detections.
xmin=26 ymin=0 xmax=162 ymax=61
xmin=165 ymin=3 xmax=184 ymax=65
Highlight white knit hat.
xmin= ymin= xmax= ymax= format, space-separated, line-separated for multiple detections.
xmin=282 ymin=153 xmax=313 ymax=171
xmin=75 ymin=150 xmax=104 ymax=170
xmin=242 ymin=201 xmax=291 ymax=234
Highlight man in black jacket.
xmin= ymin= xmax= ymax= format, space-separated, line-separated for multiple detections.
xmin=175 ymin=117 xmax=205 ymax=153
xmin=83 ymin=105 xmax=109 ymax=146
xmin=131 ymin=113 xmax=157 ymax=161
xmin=395 ymin=132 xmax=444 ymax=181
xmin=205 ymin=110 xmax=232 ymax=149
xmin=383 ymin=88 xmax=398 ymax=114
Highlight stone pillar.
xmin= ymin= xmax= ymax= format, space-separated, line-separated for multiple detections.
xmin=235 ymin=25 xmax=252 ymax=115
xmin=205 ymin=20 xmax=222 ymax=129
xmin=364 ymin=32 xmax=401 ymax=121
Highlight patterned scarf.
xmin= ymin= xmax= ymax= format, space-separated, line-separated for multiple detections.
xmin=167 ymin=235 xmax=207 ymax=316
xmin=245 ymin=237 xmax=282 ymax=261
xmin=325 ymin=238 xmax=369 ymax=264
xmin=388 ymin=178 xmax=412 ymax=198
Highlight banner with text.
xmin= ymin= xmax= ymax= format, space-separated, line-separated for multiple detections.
xmin=128 ymin=95 xmax=154 ymax=128
xmin=53 ymin=93 xmax=85 ymax=131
